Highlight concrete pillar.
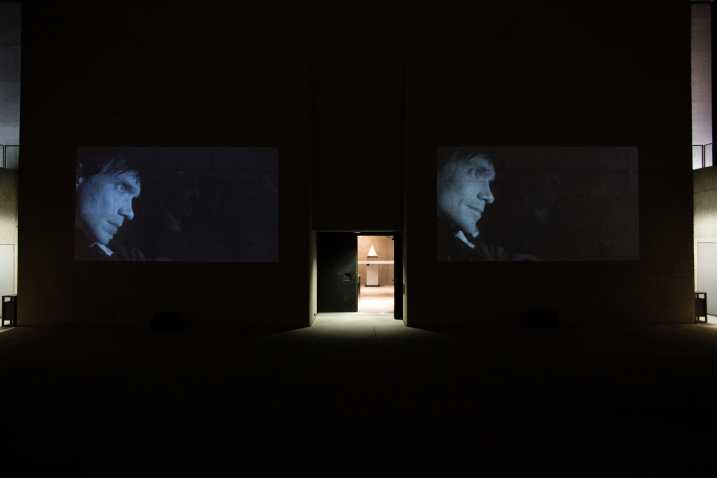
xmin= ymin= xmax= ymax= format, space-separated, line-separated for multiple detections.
xmin=0 ymin=169 xmax=18 ymax=295
xmin=692 ymin=3 xmax=712 ymax=147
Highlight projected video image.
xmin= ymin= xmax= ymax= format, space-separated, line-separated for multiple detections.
xmin=75 ymin=147 xmax=278 ymax=262
xmin=437 ymin=147 xmax=639 ymax=261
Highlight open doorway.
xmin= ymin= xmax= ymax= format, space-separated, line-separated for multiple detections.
xmin=358 ymin=235 xmax=394 ymax=314
xmin=313 ymin=231 xmax=403 ymax=324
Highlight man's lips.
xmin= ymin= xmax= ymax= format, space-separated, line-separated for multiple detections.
xmin=467 ymin=206 xmax=484 ymax=214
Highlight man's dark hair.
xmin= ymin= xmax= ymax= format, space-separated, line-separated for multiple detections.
xmin=437 ymin=147 xmax=499 ymax=173
xmin=76 ymin=148 xmax=141 ymax=183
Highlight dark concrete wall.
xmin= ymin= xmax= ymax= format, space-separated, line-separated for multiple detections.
xmin=19 ymin=2 xmax=311 ymax=326
xmin=312 ymin=48 xmax=404 ymax=231
xmin=18 ymin=1 xmax=693 ymax=326
xmin=405 ymin=2 xmax=693 ymax=325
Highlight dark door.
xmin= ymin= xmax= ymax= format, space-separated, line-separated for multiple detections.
xmin=393 ymin=232 xmax=403 ymax=320
xmin=318 ymin=232 xmax=358 ymax=313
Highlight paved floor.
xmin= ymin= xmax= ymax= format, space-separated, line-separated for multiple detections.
xmin=2 ymin=322 xmax=717 ymax=476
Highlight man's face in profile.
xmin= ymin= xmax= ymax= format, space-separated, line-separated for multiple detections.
xmin=437 ymin=155 xmax=495 ymax=237
xmin=76 ymin=171 xmax=141 ymax=245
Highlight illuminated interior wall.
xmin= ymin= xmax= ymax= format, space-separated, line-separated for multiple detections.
xmin=0 ymin=3 xmax=20 ymax=149
xmin=357 ymin=235 xmax=394 ymax=287
xmin=692 ymin=3 xmax=712 ymax=147
xmin=0 ymin=169 xmax=18 ymax=293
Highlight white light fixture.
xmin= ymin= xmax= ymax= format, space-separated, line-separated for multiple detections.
xmin=368 ymin=245 xmax=377 ymax=257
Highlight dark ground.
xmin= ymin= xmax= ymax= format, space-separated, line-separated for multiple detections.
xmin=1 ymin=322 xmax=716 ymax=477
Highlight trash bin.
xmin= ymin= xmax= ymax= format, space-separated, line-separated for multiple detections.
xmin=696 ymin=292 xmax=707 ymax=323
xmin=2 ymin=295 xmax=17 ymax=327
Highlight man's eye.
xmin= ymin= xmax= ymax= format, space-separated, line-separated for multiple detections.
xmin=471 ymin=169 xmax=494 ymax=181
xmin=116 ymin=183 xmax=126 ymax=193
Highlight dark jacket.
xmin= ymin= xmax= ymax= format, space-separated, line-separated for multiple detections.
xmin=436 ymin=218 xmax=537 ymax=261
xmin=75 ymin=228 xmax=148 ymax=261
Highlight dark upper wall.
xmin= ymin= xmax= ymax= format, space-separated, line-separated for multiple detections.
xmin=312 ymin=48 xmax=404 ymax=231
xmin=19 ymin=1 xmax=693 ymax=326
xmin=404 ymin=2 xmax=694 ymax=325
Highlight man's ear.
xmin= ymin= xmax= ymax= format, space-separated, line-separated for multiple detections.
xmin=76 ymin=176 xmax=84 ymax=191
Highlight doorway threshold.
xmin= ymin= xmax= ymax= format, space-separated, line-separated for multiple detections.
xmin=322 ymin=312 xmax=394 ymax=315
xmin=313 ymin=313 xmax=405 ymax=327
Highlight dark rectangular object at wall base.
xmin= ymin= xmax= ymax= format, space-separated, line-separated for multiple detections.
xmin=2 ymin=295 xmax=17 ymax=327
xmin=696 ymin=292 xmax=708 ymax=323
xmin=526 ymin=311 xmax=559 ymax=328
xmin=151 ymin=312 xmax=183 ymax=330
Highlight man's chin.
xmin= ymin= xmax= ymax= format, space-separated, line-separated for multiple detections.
xmin=461 ymin=224 xmax=479 ymax=238
xmin=93 ymin=234 xmax=112 ymax=246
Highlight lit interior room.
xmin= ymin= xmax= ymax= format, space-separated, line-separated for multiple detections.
xmin=357 ymin=235 xmax=394 ymax=314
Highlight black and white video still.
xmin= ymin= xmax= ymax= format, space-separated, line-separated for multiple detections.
xmin=437 ymin=147 xmax=639 ymax=261
xmin=75 ymin=147 xmax=279 ymax=262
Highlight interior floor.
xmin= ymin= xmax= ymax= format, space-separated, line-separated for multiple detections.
xmin=358 ymin=284 xmax=394 ymax=314
xmin=2 ymin=322 xmax=716 ymax=476
xmin=312 ymin=312 xmax=403 ymax=327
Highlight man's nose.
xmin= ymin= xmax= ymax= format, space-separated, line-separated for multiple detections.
xmin=478 ymin=183 xmax=494 ymax=204
xmin=118 ymin=199 xmax=134 ymax=220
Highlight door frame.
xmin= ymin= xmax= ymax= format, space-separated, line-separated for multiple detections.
xmin=310 ymin=230 xmax=405 ymax=325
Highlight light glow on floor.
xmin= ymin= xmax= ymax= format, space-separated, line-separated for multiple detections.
xmin=358 ymin=285 xmax=394 ymax=314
